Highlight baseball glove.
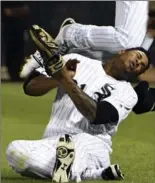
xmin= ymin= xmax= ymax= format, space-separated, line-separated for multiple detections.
xmin=29 ymin=25 xmax=65 ymax=76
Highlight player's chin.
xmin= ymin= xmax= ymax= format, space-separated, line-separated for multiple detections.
xmin=123 ymin=70 xmax=138 ymax=82
xmin=125 ymin=66 xmax=133 ymax=73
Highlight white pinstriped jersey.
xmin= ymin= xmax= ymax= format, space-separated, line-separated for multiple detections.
xmin=36 ymin=53 xmax=138 ymax=143
xmin=56 ymin=1 xmax=153 ymax=61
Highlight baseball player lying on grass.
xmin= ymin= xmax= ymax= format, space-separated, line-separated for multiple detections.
xmin=6 ymin=25 xmax=152 ymax=182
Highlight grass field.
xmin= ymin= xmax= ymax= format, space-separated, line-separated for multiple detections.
xmin=2 ymin=83 xmax=155 ymax=183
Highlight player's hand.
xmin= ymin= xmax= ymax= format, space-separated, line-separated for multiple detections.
xmin=52 ymin=59 xmax=80 ymax=81
xmin=29 ymin=25 xmax=65 ymax=76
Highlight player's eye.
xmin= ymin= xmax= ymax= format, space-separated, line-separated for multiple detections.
xmin=137 ymin=53 xmax=142 ymax=60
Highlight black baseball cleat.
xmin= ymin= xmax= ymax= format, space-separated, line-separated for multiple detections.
xmin=52 ymin=134 xmax=75 ymax=183
xmin=102 ymin=164 xmax=124 ymax=180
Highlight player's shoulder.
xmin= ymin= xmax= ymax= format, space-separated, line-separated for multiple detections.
xmin=118 ymin=80 xmax=136 ymax=94
xmin=118 ymin=81 xmax=138 ymax=103
xmin=62 ymin=53 xmax=100 ymax=64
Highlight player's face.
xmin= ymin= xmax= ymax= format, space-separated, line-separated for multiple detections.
xmin=119 ymin=50 xmax=149 ymax=76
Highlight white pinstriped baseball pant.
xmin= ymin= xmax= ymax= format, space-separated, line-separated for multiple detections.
xmin=6 ymin=133 xmax=111 ymax=182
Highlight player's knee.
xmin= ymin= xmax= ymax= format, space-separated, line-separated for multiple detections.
xmin=30 ymin=156 xmax=54 ymax=177
xmin=6 ymin=140 xmax=17 ymax=158
xmin=6 ymin=140 xmax=29 ymax=173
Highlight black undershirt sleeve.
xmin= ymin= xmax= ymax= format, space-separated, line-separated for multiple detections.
xmin=133 ymin=81 xmax=155 ymax=114
xmin=93 ymin=101 xmax=119 ymax=125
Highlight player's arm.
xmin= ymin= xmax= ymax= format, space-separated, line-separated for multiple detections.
xmin=59 ymin=77 xmax=97 ymax=122
xmin=133 ymin=81 xmax=155 ymax=114
xmin=58 ymin=77 xmax=138 ymax=124
xmin=56 ymin=1 xmax=148 ymax=52
xmin=58 ymin=75 xmax=119 ymax=124
xmin=23 ymin=56 xmax=77 ymax=97
xmin=23 ymin=69 xmax=59 ymax=96
xmin=28 ymin=24 xmax=135 ymax=123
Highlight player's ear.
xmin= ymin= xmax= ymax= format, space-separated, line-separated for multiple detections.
xmin=118 ymin=50 xmax=126 ymax=55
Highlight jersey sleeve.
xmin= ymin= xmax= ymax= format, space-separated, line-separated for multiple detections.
xmin=97 ymin=83 xmax=138 ymax=123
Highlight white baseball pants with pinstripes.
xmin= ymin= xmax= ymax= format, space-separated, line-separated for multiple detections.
xmin=6 ymin=133 xmax=111 ymax=182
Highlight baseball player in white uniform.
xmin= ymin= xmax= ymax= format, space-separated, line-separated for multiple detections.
xmin=20 ymin=1 xmax=155 ymax=114
xmin=6 ymin=25 xmax=151 ymax=182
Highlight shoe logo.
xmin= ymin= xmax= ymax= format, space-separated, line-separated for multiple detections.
xmin=57 ymin=146 xmax=68 ymax=158
xmin=61 ymin=163 xmax=68 ymax=171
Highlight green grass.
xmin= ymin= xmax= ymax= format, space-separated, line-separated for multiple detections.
xmin=1 ymin=83 xmax=155 ymax=183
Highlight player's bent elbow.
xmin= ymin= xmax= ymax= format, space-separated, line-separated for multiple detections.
xmin=22 ymin=71 xmax=46 ymax=96
xmin=23 ymin=82 xmax=32 ymax=96
xmin=23 ymin=71 xmax=54 ymax=96
xmin=23 ymin=83 xmax=48 ymax=96
xmin=23 ymin=80 xmax=36 ymax=96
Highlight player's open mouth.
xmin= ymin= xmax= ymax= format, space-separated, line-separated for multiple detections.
xmin=129 ymin=60 xmax=136 ymax=71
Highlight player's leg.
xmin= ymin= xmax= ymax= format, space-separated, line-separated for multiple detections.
xmin=59 ymin=18 xmax=76 ymax=32
xmin=6 ymin=134 xmax=75 ymax=182
xmin=71 ymin=133 xmax=124 ymax=182
xmin=6 ymin=136 xmax=60 ymax=178
xmin=70 ymin=133 xmax=109 ymax=181
xmin=55 ymin=18 xmax=76 ymax=55
xmin=55 ymin=17 xmax=76 ymax=43
xmin=82 ymin=164 xmax=124 ymax=181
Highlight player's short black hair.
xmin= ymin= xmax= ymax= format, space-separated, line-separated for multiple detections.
xmin=125 ymin=47 xmax=151 ymax=72
xmin=149 ymin=10 xmax=155 ymax=18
